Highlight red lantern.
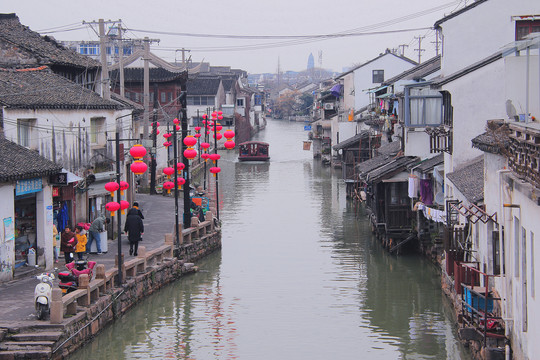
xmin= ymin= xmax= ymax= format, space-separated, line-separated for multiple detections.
xmin=210 ymin=167 xmax=221 ymax=177
xmin=184 ymin=135 xmax=197 ymax=148
xmin=163 ymin=181 xmax=174 ymax=194
xmin=217 ymin=110 xmax=223 ymax=116
xmin=120 ymin=200 xmax=130 ymax=215
xmin=164 ymin=141 xmax=172 ymax=148
xmin=163 ymin=133 xmax=172 ymax=139
xmin=201 ymin=153 xmax=210 ymax=160
xmin=106 ymin=201 xmax=120 ymax=216
xmin=163 ymin=167 xmax=174 ymax=178
xmin=105 ymin=182 xmax=119 ymax=197
xmin=151 ymin=128 xmax=160 ymax=135
xmin=173 ymin=118 xmax=180 ymax=125
xmin=218 ymin=115 xmax=223 ymax=121
xmin=216 ymin=124 xmax=223 ymax=131
xmin=194 ymin=126 xmax=201 ymax=132
xmin=209 ymin=153 xmax=221 ymax=164
xmin=213 ymin=133 xmax=223 ymax=140
xmin=224 ymin=140 xmax=236 ymax=150
xmin=211 ymin=111 xmax=217 ymax=118
xmin=202 ymin=114 xmax=208 ymax=120
xmin=194 ymin=133 xmax=202 ymax=138
xmin=152 ymin=121 xmax=160 ymax=127
xmin=131 ymin=160 xmax=148 ymax=175
xmin=176 ymin=125 xmax=180 ymax=131
xmin=200 ymin=142 xmax=210 ymax=150
xmin=223 ymin=130 xmax=235 ymax=139
xmin=130 ymin=144 xmax=146 ymax=160
xmin=120 ymin=181 xmax=129 ymax=196
xmin=176 ymin=163 xmax=185 ymax=172
xmin=177 ymin=177 xmax=186 ymax=189
xmin=184 ymin=148 xmax=197 ymax=160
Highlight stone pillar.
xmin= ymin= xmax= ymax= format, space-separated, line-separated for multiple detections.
xmin=205 ymin=211 xmax=214 ymax=231
xmin=78 ymin=274 xmax=90 ymax=306
xmin=96 ymin=264 xmax=106 ymax=279
xmin=49 ymin=288 xmax=63 ymax=324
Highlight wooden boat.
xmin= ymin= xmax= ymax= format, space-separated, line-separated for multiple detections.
xmin=238 ymin=141 xmax=270 ymax=162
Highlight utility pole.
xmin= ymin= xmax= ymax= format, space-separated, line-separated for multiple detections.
xmin=414 ymin=36 xmax=425 ymax=64
xmin=431 ymin=31 xmax=441 ymax=56
xmin=175 ymin=48 xmax=191 ymax=67
xmin=98 ymin=19 xmax=111 ymax=100
xmin=150 ymin=84 xmax=158 ymax=195
xmin=398 ymin=44 xmax=409 ymax=57
xmin=118 ymin=23 xmax=125 ymax=97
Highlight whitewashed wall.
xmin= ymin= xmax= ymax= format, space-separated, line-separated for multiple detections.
xmin=0 ymin=184 xmax=15 ymax=282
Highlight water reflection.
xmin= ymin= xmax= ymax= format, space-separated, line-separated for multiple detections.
xmin=71 ymin=119 xmax=469 ymax=360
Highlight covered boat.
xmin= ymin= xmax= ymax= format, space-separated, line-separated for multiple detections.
xmin=238 ymin=141 xmax=270 ymax=162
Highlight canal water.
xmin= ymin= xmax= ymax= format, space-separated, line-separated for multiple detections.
xmin=72 ymin=119 xmax=470 ymax=359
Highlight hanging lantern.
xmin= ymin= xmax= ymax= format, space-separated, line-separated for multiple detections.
xmin=176 ymin=163 xmax=185 ymax=172
xmin=201 ymin=153 xmax=210 ymax=161
xmin=104 ymin=182 xmax=119 ymax=197
xmin=130 ymin=144 xmax=146 ymax=160
xmin=216 ymin=124 xmax=223 ymax=132
xmin=176 ymin=125 xmax=180 ymax=131
xmin=163 ymin=181 xmax=175 ymax=194
xmin=163 ymin=167 xmax=174 ymax=178
xmin=120 ymin=181 xmax=129 ymax=196
xmin=223 ymin=129 xmax=235 ymax=139
xmin=173 ymin=118 xmax=180 ymax=125
xmin=202 ymin=114 xmax=208 ymax=120
xmin=151 ymin=128 xmax=160 ymax=136
xmin=200 ymin=142 xmax=210 ymax=151
xmin=217 ymin=110 xmax=223 ymax=116
xmin=209 ymin=153 xmax=221 ymax=164
xmin=209 ymin=167 xmax=221 ymax=177
xmin=194 ymin=126 xmax=202 ymax=132
xmin=218 ymin=115 xmax=223 ymax=121
xmin=120 ymin=200 xmax=130 ymax=215
xmin=163 ymin=133 xmax=172 ymax=139
xmin=106 ymin=201 xmax=120 ymax=216
xmin=211 ymin=111 xmax=217 ymax=118
xmin=131 ymin=160 xmax=148 ymax=175
xmin=224 ymin=140 xmax=236 ymax=150
xmin=183 ymin=135 xmax=197 ymax=148
xmin=177 ymin=177 xmax=186 ymax=189
xmin=184 ymin=148 xmax=197 ymax=160
xmin=164 ymin=141 xmax=172 ymax=148
xmin=194 ymin=133 xmax=202 ymax=138
xmin=152 ymin=121 xmax=160 ymax=127
xmin=213 ymin=133 xmax=223 ymax=140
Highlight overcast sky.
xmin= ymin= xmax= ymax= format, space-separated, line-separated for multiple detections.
xmin=7 ymin=0 xmax=464 ymax=74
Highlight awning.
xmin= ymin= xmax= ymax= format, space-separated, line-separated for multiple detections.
xmin=62 ymin=168 xmax=83 ymax=184
xmin=376 ymin=92 xmax=395 ymax=99
xmin=366 ymin=85 xmax=388 ymax=94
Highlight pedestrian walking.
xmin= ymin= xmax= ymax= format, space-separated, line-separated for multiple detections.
xmin=74 ymin=225 xmax=87 ymax=260
xmin=124 ymin=208 xmax=144 ymax=256
xmin=87 ymin=216 xmax=110 ymax=254
xmin=60 ymin=225 xmax=76 ymax=264
xmin=52 ymin=224 xmax=59 ymax=263
xmin=132 ymin=202 xmax=144 ymax=219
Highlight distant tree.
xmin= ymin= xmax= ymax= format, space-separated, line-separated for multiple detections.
xmin=273 ymin=90 xmax=299 ymax=118
xmin=297 ymin=93 xmax=314 ymax=115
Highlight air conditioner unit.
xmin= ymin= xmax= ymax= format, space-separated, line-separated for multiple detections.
xmin=323 ymin=103 xmax=334 ymax=110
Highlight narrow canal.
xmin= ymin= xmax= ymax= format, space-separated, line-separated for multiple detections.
xmin=72 ymin=119 xmax=470 ymax=359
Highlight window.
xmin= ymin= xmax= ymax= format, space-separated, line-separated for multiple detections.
xmin=237 ymin=98 xmax=245 ymax=107
xmin=516 ymin=20 xmax=540 ymax=40
xmin=168 ymin=92 xmax=173 ymax=102
xmin=514 ymin=217 xmax=520 ymax=277
xmin=90 ymin=117 xmax=106 ymax=146
xmin=531 ymin=232 xmax=535 ymax=298
xmin=150 ymin=92 xmax=154 ymax=103
xmin=161 ymin=92 xmax=166 ymax=103
xmin=373 ymin=70 xmax=384 ymax=83
xmin=404 ymin=85 xmax=443 ymax=126
xmin=254 ymin=94 xmax=262 ymax=105
xmin=522 ymin=226 xmax=528 ymax=332
xmin=492 ymin=231 xmax=501 ymax=275
xmin=79 ymin=44 xmax=99 ymax=55
xmin=17 ymin=119 xmax=36 ymax=148
xmin=441 ymin=91 xmax=453 ymax=127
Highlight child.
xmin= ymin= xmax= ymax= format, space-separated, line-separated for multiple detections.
xmin=52 ymin=224 xmax=59 ymax=263
xmin=60 ymin=225 xmax=76 ymax=264
xmin=74 ymin=225 xmax=87 ymax=260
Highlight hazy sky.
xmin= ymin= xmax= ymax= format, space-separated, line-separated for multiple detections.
xmin=7 ymin=0 xmax=464 ymax=74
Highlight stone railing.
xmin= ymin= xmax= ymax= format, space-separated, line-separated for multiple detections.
xmin=507 ymin=123 xmax=540 ymax=189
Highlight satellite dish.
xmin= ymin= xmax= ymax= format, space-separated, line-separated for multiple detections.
xmin=434 ymin=192 xmax=444 ymax=205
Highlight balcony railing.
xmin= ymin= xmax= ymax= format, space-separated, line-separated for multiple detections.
xmin=507 ymin=123 xmax=540 ymax=189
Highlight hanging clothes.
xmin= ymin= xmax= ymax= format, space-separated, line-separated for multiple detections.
xmin=419 ymin=179 xmax=433 ymax=205
xmin=408 ymin=175 xmax=419 ymax=198
xmin=57 ymin=202 xmax=69 ymax=232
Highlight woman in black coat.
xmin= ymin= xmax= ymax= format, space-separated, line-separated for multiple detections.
xmin=124 ymin=208 xmax=144 ymax=256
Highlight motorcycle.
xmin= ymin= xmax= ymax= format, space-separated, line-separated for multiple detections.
xmin=58 ymin=259 xmax=96 ymax=294
xmin=34 ymin=272 xmax=55 ymax=320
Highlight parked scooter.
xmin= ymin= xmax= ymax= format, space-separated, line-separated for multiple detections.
xmin=34 ymin=272 xmax=55 ymax=320
xmin=58 ymin=259 xmax=96 ymax=294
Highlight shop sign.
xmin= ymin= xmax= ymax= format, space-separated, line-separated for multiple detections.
xmin=49 ymin=172 xmax=68 ymax=186
xmin=16 ymin=178 xmax=42 ymax=196
xmin=52 ymin=187 xmax=59 ymax=197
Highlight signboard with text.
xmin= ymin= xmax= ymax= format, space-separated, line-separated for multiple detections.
xmin=16 ymin=178 xmax=42 ymax=196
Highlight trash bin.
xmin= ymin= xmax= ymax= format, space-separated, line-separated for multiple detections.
xmin=89 ymin=231 xmax=108 ymax=253
xmin=27 ymin=248 xmax=36 ymax=266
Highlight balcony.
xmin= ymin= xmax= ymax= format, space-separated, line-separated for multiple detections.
xmin=507 ymin=122 xmax=540 ymax=189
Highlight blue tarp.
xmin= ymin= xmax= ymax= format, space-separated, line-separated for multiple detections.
xmin=330 ymin=84 xmax=343 ymax=97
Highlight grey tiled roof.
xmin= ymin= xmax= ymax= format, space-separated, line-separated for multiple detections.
xmin=333 ymin=131 xmax=369 ymax=150
xmin=0 ymin=67 xmax=122 ymax=109
xmin=375 ymin=141 xmax=401 ymax=156
xmin=446 ymin=156 xmax=484 ymax=203
xmin=471 ymin=121 xmax=510 ymax=154
xmin=413 ymin=153 xmax=444 ymax=173
xmin=0 ymin=137 xmax=62 ymax=182
xmin=110 ymin=67 xmax=187 ymax=83
xmin=364 ymin=156 xmax=419 ymax=183
xmin=187 ymin=76 xmax=221 ymax=95
xmin=0 ymin=13 xmax=100 ymax=69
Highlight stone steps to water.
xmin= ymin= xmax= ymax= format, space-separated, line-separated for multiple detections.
xmin=0 ymin=340 xmax=55 ymax=351
xmin=0 ymin=349 xmax=52 ymax=359
xmin=10 ymin=331 xmax=63 ymax=342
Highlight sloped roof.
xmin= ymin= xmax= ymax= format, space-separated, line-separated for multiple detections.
xmin=364 ymin=156 xmax=419 ymax=183
xmin=430 ymin=52 xmax=502 ymax=87
xmin=336 ymin=50 xmax=417 ymax=78
xmin=434 ymin=0 xmax=488 ymax=29
xmin=186 ymin=76 xmax=221 ymax=95
xmin=333 ymin=131 xmax=370 ymax=150
xmin=110 ymin=67 xmax=187 ymax=83
xmin=0 ymin=67 xmax=122 ymax=110
xmin=375 ymin=141 xmax=401 ymax=156
xmin=0 ymin=13 xmax=100 ymax=69
xmin=446 ymin=156 xmax=484 ymax=203
xmin=471 ymin=120 xmax=510 ymax=155
xmin=413 ymin=153 xmax=444 ymax=173
xmin=0 ymin=137 xmax=63 ymax=182
xmin=382 ymin=56 xmax=441 ymax=86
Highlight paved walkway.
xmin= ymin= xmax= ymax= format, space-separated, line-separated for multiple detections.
xmin=0 ymin=193 xmax=181 ymax=327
